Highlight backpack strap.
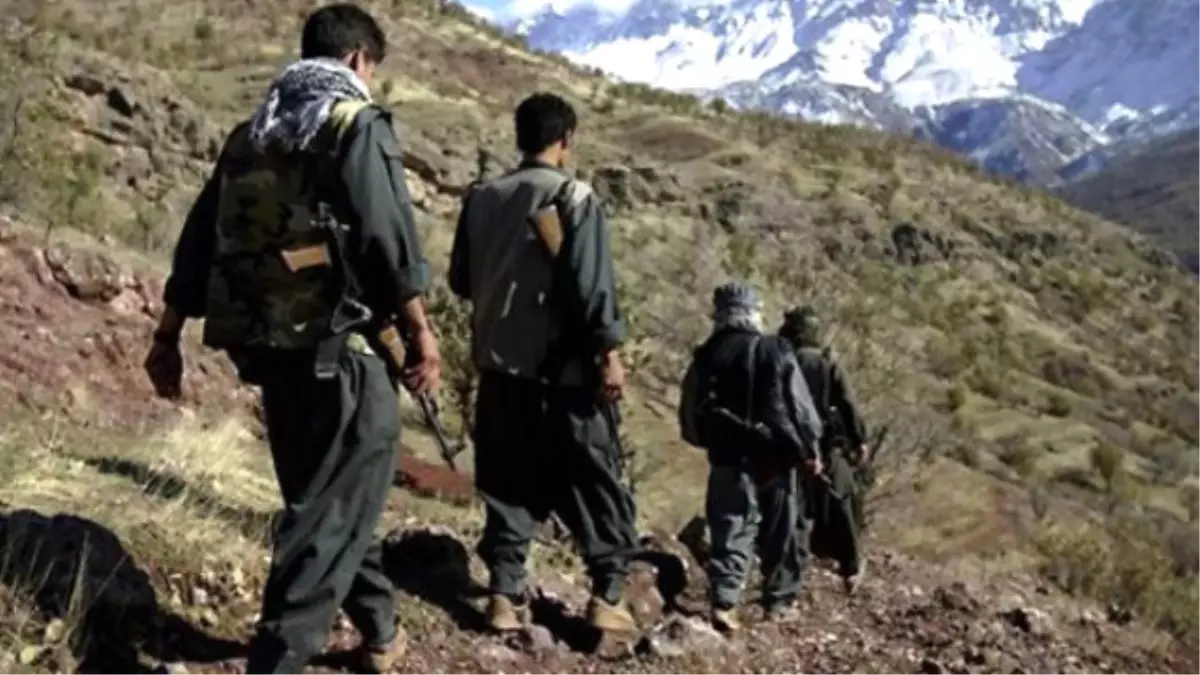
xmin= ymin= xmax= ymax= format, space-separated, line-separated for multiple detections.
xmin=743 ymin=335 xmax=763 ymax=426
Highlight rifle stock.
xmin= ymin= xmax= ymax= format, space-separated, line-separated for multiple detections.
xmin=530 ymin=204 xmax=565 ymax=258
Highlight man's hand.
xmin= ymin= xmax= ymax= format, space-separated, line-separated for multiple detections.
xmin=851 ymin=444 xmax=872 ymax=467
xmin=401 ymin=327 xmax=442 ymax=395
xmin=599 ymin=349 xmax=625 ymax=402
xmin=803 ymin=453 xmax=824 ymax=476
xmin=145 ymin=333 xmax=183 ymax=400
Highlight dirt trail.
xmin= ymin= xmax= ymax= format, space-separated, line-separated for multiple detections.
xmin=170 ymin=524 xmax=1194 ymax=675
xmin=0 ymin=223 xmax=1193 ymax=674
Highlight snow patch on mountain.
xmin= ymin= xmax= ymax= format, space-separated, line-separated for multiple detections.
xmin=1018 ymin=0 xmax=1200 ymax=125
xmin=502 ymin=0 xmax=1197 ymax=183
xmin=515 ymin=0 xmax=1102 ymax=108
xmin=914 ymin=93 xmax=1109 ymax=182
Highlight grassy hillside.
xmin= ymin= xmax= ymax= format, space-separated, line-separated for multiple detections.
xmin=1060 ymin=129 xmax=1200 ymax=272
xmin=0 ymin=1 xmax=1196 ymax=670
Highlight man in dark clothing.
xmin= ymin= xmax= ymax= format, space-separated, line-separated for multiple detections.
xmin=678 ymin=282 xmax=824 ymax=632
xmin=447 ymin=92 xmax=639 ymax=633
xmin=778 ymin=306 xmax=869 ymax=594
xmin=143 ymin=5 xmax=440 ymax=672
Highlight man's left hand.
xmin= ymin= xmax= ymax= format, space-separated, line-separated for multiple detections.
xmin=851 ymin=444 xmax=872 ymax=467
xmin=145 ymin=336 xmax=183 ymax=400
xmin=599 ymin=349 xmax=625 ymax=402
xmin=401 ymin=327 xmax=442 ymax=395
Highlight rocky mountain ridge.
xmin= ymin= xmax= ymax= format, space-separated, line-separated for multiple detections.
xmin=507 ymin=0 xmax=1198 ymax=184
xmin=0 ymin=0 xmax=1195 ymax=671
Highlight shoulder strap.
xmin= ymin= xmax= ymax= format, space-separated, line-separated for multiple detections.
xmin=821 ymin=353 xmax=835 ymax=414
xmin=744 ymin=335 xmax=763 ymax=423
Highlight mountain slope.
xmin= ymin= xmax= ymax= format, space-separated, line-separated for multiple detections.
xmin=0 ymin=0 xmax=1196 ymax=670
xmin=1058 ymin=128 xmax=1200 ymax=272
xmin=914 ymin=94 xmax=1108 ymax=183
xmin=514 ymin=0 xmax=1198 ymax=182
xmin=1018 ymin=0 xmax=1200 ymax=127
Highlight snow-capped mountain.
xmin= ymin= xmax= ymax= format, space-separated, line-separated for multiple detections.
xmin=913 ymin=93 xmax=1109 ymax=183
xmin=507 ymin=0 xmax=1199 ymax=183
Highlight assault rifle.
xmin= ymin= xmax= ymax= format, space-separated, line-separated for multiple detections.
xmin=371 ymin=325 xmax=467 ymax=471
xmin=308 ymin=203 xmax=467 ymax=472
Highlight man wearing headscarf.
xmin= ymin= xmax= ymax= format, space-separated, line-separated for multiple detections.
xmin=678 ymin=282 xmax=823 ymax=632
xmin=144 ymin=5 xmax=438 ymax=671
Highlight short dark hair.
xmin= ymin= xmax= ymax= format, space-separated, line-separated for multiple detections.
xmin=514 ymin=93 xmax=577 ymax=155
xmin=301 ymin=3 xmax=387 ymax=63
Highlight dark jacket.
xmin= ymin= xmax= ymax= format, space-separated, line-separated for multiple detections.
xmin=679 ymin=326 xmax=823 ymax=466
xmin=794 ymin=346 xmax=867 ymax=449
xmin=161 ymin=104 xmax=430 ymax=380
xmin=447 ymin=160 xmax=625 ymax=386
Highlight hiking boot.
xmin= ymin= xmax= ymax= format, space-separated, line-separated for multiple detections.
xmin=585 ymin=596 xmax=638 ymax=633
xmin=352 ymin=631 xmax=407 ymax=674
xmin=843 ymin=559 xmax=867 ymax=595
xmin=485 ymin=594 xmax=529 ymax=632
xmin=711 ymin=606 xmax=740 ymax=633
xmin=763 ymin=602 xmax=801 ymax=623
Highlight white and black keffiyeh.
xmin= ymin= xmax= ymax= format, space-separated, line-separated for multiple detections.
xmin=248 ymin=57 xmax=373 ymax=153
xmin=711 ymin=281 xmax=764 ymax=333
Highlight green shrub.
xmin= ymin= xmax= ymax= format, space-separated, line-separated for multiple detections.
xmin=1090 ymin=442 xmax=1125 ymax=494
xmin=1043 ymin=392 xmax=1072 ymax=417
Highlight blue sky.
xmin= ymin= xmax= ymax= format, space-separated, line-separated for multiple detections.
xmin=465 ymin=0 xmax=635 ymax=22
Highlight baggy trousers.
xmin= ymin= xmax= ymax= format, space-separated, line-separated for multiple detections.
xmin=473 ymin=371 xmax=638 ymax=604
xmin=706 ymin=463 xmax=808 ymax=610
xmin=807 ymin=448 xmax=862 ymax=578
xmin=245 ymin=350 xmax=400 ymax=673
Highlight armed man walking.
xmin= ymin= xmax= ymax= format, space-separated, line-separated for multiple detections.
xmin=778 ymin=306 xmax=870 ymax=594
xmin=678 ymin=282 xmax=824 ymax=632
xmin=448 ymin=92 xmax=639 ymax=634
xmin=143 ymin=5 xmax=440 ymax=672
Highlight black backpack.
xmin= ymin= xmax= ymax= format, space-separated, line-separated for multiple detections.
xmin=688 ymin=335 xmax=773 ymax=449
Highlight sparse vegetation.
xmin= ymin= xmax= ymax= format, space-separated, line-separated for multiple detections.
xmin=1090 ymin=442 xmax=1126 ymax=494
xmin=0 ymin=0 xmax=1193 ymax=670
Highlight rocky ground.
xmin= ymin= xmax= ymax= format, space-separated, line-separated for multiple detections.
xmin=0 ymin=220 xmax=1192 ymax=674
xmin=0 ymin=3 xmax=1195 ymax=671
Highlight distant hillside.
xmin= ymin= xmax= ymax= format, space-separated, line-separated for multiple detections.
xmin=0 ymin=2 xmax=1195 ymax=671
xmin=1059 ymin=129 xmax=1200 ymax=272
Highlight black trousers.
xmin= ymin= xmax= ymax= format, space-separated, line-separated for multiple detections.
xmin=245 ymin=350 xmax=399 ymax=673
xmin=473 ymin=371 xmax=638 ymax=604
xmin=807 ymin=448 xmax=862 ymax=578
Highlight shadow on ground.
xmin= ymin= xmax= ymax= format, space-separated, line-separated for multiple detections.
xmin=77 ymin=455 xmax=278 ymax=545
xmin=379 ymin=527 xmax=609 ymax=653
xmin=0 ymin=509 xmax=244 ymax=672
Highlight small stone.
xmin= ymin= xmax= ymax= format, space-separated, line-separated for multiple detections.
xmin=64 ymin=74 xmax=106 ymax=96
xmin=639 ymin=616 xmax=725 ymax=660
xmin=964 ymin=646 xmax=985 ymax=665
xmin=199 ymin=608 xmax=219 ymax=627
xmin=107 ymin=87 xmax=138 ymax=116
xmin=920 ymin=657 xmax=945 ymax=673
xmin=191 ymin=587 xmax=209 ymax=606
xmin=507 ymin=624 xmax=556 ymax=655
xmin=18 ymin=645 xmax=43 ymax=666
xmin=1002 ymin=607 xmax=1054 ymax=637
xmin=43 ymin=618 xmax=66 ymax=643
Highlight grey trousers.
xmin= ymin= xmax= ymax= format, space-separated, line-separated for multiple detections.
xmin=706 ymin=463 xmax=808 ymax=610
xmin=245 ymin=350 xmax=399 ymax=673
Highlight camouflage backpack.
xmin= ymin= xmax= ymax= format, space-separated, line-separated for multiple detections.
xmin=202 ymin=100 xmax=370 ymax=352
